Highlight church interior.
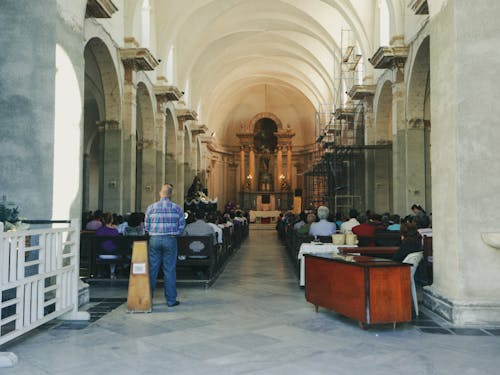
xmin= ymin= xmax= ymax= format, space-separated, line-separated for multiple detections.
xmin=1 ymin=0 xmax=500 ymax=372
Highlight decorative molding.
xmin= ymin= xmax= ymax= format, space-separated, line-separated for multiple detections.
xmin=86 ymin=0 xmax=118 ymax=18
xmin=120 ymin=48 xmax=159 ymax=72
xmin=97 ymin=119 xmax=120 ymax=131
xmin=334 ymin=107 xmax=355 ymax=120
xmin=409 ymin=0 xmax=429 ymax=15
xmin=124 ymin=37 xmax=140 ymax=48
xmin=423 ymin=287 xmax=500 ymax=326
xmin=154 ymin=85 xmax=183 ymax=102
xmin=481 ymin=232 xmax=500 ymax=249
xmin=275 ymin=130 xmax=295 ymax=146
xmin=369 ymin=45 xmax=409 ymax=69
xmin=190 ymin=124 xmax=208 ymax=137
xmin=347 ymin=85 xmax=376 ymax=100
xmin=177 ymin=109 xmax=198 ymax=121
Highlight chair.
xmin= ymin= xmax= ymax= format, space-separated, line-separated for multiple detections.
xmin=402 ymin=251 xmax=424 ymax=316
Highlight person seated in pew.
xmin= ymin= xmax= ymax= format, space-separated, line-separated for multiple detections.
xmin=183 ymin=210 xmax=215 ymax=279
xmin=309 ymin=206 xmax=336 ymax=237
xmin=123 ymin=212 xmax=145 ymax=236
xmin=95 ymin=212 xmax=121 ymax=279
xmin=340 ymin=208 xmax=360 ymax=233
xmin=293 ymin=212 xmax=307 ymax=231
xmin=387 ymin=215 xmax=401 ymax=231
xmin=297 ymin=213 xmax=316 ymax=235
xmin=206 ymin=213 xmax=223 ymax=245
xmin=352 ymin=213 xmax=377 ymax=246
xmin=183 ymin=210 xmax=215 ymax=240
xmin=85 ymin=210 xmax=103 ymax=230
xmin=392 ymin=222 xmax=422 ymax=262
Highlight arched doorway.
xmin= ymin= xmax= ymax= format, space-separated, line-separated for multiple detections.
xmin=407 ymin=36 xmax=431 ymax=211
xmin=371 ymin=79 xmax=394 ymax=213
xmin=82 ymin=38 xmax=121 ymax=212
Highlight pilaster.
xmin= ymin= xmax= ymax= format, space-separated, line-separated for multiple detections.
xmin=423 ymin=0 xmax=500 ymax=325
xmin=98 ymin=120 xmax=122 ymax=213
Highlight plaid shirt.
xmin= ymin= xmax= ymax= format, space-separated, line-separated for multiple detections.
xmin=145 ymin=197 xmax=186 ymax=236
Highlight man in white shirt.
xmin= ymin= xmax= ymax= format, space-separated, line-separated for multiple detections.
xmin=340 ymin=209 xmax=360 ymax=233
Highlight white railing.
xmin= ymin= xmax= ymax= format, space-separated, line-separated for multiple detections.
xmin=0 ymin=219 xmax=88 ymax=367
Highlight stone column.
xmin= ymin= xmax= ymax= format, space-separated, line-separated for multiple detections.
xmin=422 ymin=0 xmax=500 ymax=325
xmin=99 ymin=120 xmax=122 ymax=213
xmin=140 ymin=138 xmax=157 ymax=209
xmin=175 ymin=132 xmax=185 ymax=206
xmin=240 ymin=146 xmax=246 ymax=187
xmin=82 ymin=153 xmax=90 ymax=211
xmin=249 ymin=146 xmax=255 ymax=190
xmin=228 ymin=160 xmax=238 ymax=203
xmin=286 ymin=145 xmax=292 ymax=186
xmin=391 ymin=69 xmax=407 ymax=215
xmin=0 ymin=0 xmax=56 ymax=220
xmin=155 ymin=103 xmax=167 ymax=192
xmin=276 ymin=145 xmax=283 ymax=189
xmin=405 ymin=119 xmax=426 ymax=209
xmin=121 ymin=71 xmax=137 ymax=214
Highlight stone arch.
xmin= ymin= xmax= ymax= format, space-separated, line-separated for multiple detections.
xmin=82 ymin=37 xmax=122 ymax=212
xmin=407 ymin=36 xmax=430 ymax=124
xmin=247 ymin=112 xmax=284 ymax=131
xmin=406 ymin=35 xmax=431 ymax=210
xmin=374 ymin=78 xmax=393 ymax=144
xmin=135 ymin=81 xmax=156 ymax=211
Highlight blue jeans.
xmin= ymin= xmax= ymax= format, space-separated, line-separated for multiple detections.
xmin=148 ymin=236 xmax=178 ymax=305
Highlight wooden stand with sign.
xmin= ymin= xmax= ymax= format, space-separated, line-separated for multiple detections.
xmin=127 ymin=240 xmax=152 ymax=313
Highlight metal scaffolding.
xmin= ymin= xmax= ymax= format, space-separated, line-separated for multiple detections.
xmin=303 ymin=29 xmax=385 ymax=216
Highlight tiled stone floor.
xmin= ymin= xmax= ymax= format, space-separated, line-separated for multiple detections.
xmin=2 ymin=228 xmax=500 ymax=374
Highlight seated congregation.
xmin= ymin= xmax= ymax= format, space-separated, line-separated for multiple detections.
xmin=80 ymin=208 xmax=249 ymax=281
xmin=278 ymin=204 xmax=432 ymax=286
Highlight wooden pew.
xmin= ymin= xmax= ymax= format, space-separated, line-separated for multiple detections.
xmin=82 ymin=234 xmax=149 ymax=277
xmin=176 ymin=235 xmax=218 ymax=279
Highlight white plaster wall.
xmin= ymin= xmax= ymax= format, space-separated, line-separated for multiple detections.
xmin=217 ymin=84 xmax=316 ymax=148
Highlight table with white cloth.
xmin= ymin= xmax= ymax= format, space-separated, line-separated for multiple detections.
xmin=298 ymin=243 xmax=357 ymax=286
xmin=249 ymin=210 xmax=281 ymax=223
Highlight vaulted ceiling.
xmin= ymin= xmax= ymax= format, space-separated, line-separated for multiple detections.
xmin=125 ymin=0 xmax=406 ymax=144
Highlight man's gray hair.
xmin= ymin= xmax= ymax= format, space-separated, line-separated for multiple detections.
xmin=317 ymin=206 xmax=329 ymax=220
xmin=160 ymin=183 xmax=173 ymax=197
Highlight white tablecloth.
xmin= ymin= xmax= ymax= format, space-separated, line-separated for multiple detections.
xmin=249 ymin=210 xmax=281 ymax=222
xmin=298 ymin=243 xmax=356 ymax=286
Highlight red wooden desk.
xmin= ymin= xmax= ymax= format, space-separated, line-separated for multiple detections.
xmin=305 ymin=253 xmax=411 ymax=328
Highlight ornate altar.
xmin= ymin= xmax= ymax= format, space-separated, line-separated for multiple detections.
xmin=237 ymin=113 xmax=295 ymax=211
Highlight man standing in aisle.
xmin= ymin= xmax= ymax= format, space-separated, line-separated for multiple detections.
xmin=145 ymin=183 xmax=186 ymax=307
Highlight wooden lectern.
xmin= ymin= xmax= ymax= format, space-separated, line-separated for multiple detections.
xmin=127 ymin=240 xmax=152 ymax=312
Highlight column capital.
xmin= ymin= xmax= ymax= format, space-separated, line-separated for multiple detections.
xmin=86 ymin=0 xmax=118 ymax=18
xmin=369 ymin=45 xmax=409 ymax=70
xmin=154 ymin=84 xmax=183 ymax=102
xmin=97 ymin=120 xmax=121 ymax=131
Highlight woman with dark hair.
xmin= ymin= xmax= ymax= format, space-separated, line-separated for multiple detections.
xmin=411 ymin=204 xmax=430 ymax=228
xmin=392 ymin=222 xmax=422 ymax=262
xmin=96 ymin=212 xmax=120 ymax=278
